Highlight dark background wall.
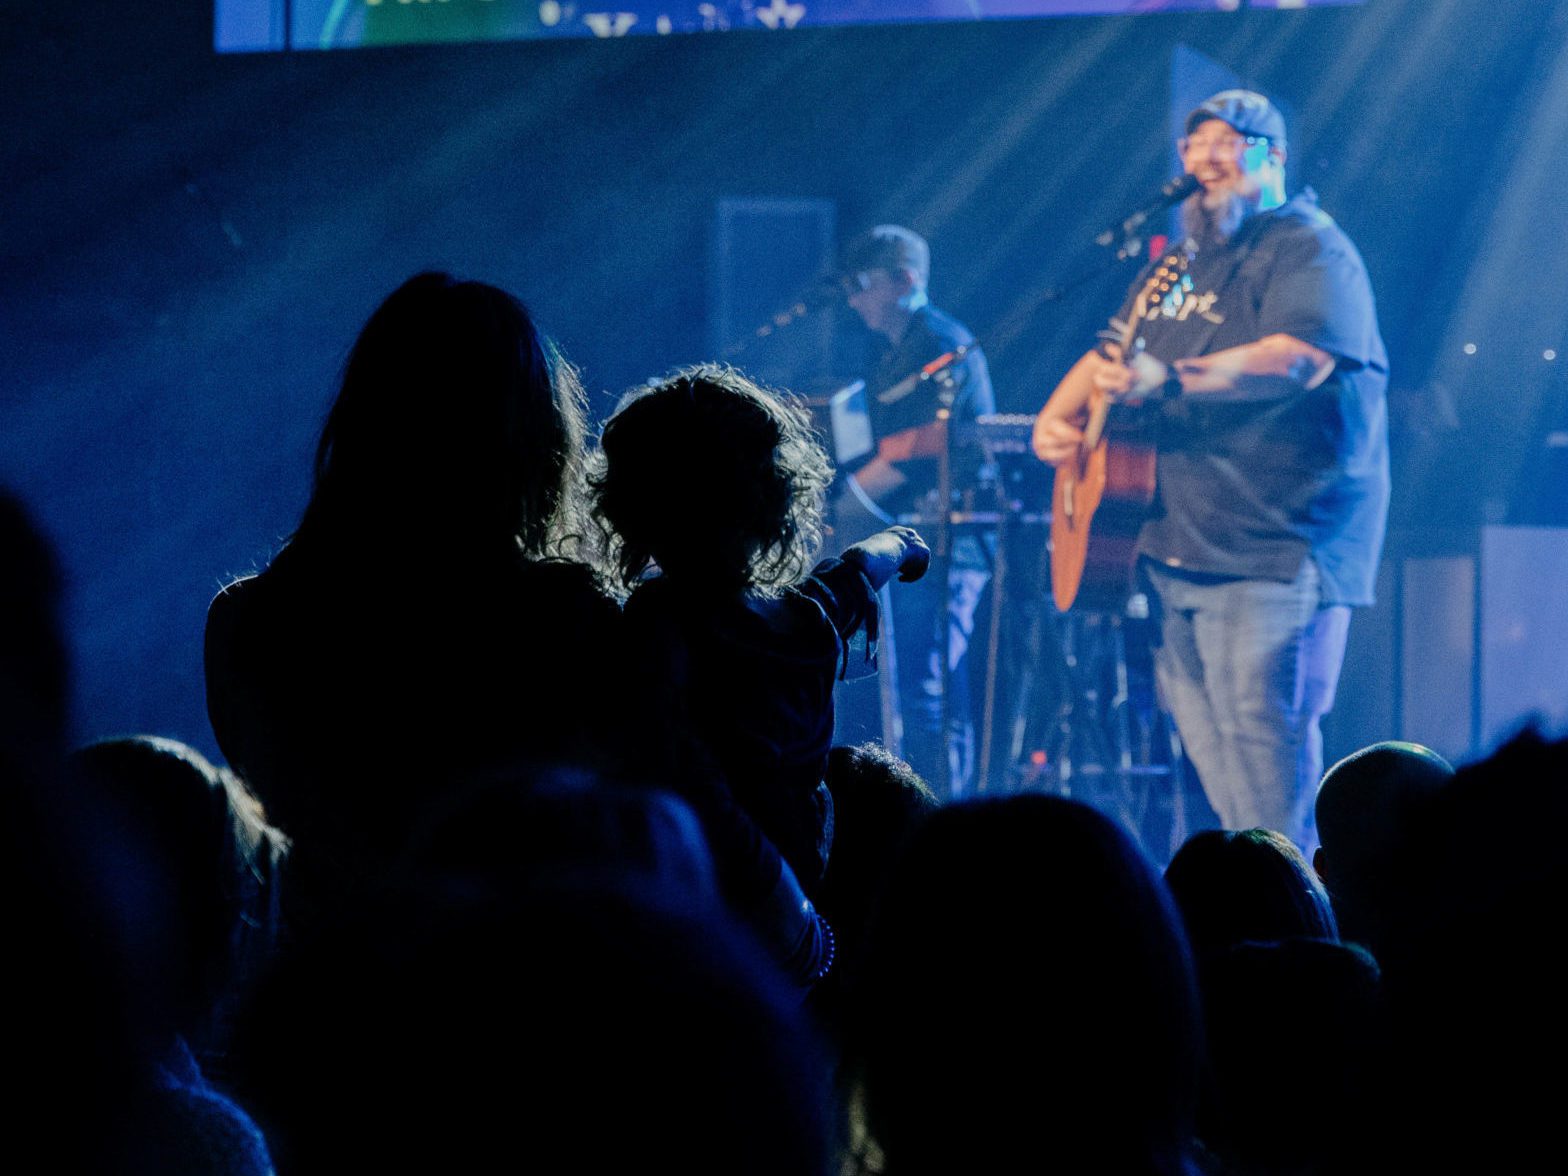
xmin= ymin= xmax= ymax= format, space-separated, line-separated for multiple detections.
xmin=5 ymin=0 xmax=1567 ymax=762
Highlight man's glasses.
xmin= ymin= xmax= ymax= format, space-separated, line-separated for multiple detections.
xmin=1178 ymin=132 xmax=1270 ymax=157
xmin=840 ymin=271 xmax=882 ymax=295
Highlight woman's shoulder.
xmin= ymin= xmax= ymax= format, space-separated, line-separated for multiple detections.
xmin=207 ymin=540 xmax=307 ymax=617
xmin=208 ymin=540 xmax=310 ymax=608
xmin=204 ymin=548 xmax=324 ymax=665
xmin=205 ymin=568 xmax=269 ymax=644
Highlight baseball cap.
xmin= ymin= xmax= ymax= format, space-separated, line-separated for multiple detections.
xmin=1184 ymin=90 xmax=1287 ymax=151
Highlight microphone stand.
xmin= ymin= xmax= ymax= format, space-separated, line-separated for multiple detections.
xmin=1037 ymin=232 xmax=1149 ymax=305
xmin=972 ymin=227 xmax=1151 ymax=360
xmin=933 ymin=374 xmax=956 ymax=800
xmin=720 ymin=283 xmax=837 ymax=362
xmin=1033 ymin=174 xmax=1196 ymax=308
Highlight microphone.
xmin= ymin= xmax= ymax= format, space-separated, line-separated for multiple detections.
xmin=1094 ymin=173 xmax=1201 ymax=248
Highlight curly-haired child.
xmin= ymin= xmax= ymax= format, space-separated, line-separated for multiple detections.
xmin=592 ymin=364 xmax=928 ymax=891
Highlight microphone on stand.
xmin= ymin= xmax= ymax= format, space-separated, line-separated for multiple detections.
xmin=722 ymin=277 xmax=842 ymax=358
xmin=1094 ymin=173 xmax=1201 ymax=248
xmin=800 ymin=276 xmax=845 ymax=311
xmin=762 ymin=278 xmax=840 ymax=332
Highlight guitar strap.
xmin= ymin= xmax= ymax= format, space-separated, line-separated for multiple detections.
xmin=1149 ymin=220 xmax=1270 ymax=362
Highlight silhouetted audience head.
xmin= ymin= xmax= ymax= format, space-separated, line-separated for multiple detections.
xmin=1165 ymin=827 xmax=1337 ymax=964
xmin=0 ymin=489 xmax=68 ymax=774
xmin=295 ymin=271 xmax=589 ymax=562
xmin=815 ymin=744 xmax=936 ymax=994
xmin=591 ymin=363 xmax=832 ymax=594
xmin=406 ymin=769 xmax=717 ymax=901
xmin=68 ymin=735 xmax=287 ymax=1053
xmin=1412 ymin=728 xmax=1568 ymax=924
xmin=811 ymin=745 xmax=937 ymax=1051
xmin=820 ymin=743 xmax=937 ymax=925
xmin=2 ymin=493 xmax=273 ymax=1172
xmin=1371 ymin=729 xmax=1568 ymax=1168
xmin=237 ymin=879 xmax=829 ymax=1175
xmin=854 ymin=795 xmax=1200 ymax=1175
xmin=0 ymin=491 xmax=129 ymax=1165
xmin=1314 ymin=739 xmax=1453 ymax=952
xmin=1201 ymin=939 xmax=1383 ymax=1173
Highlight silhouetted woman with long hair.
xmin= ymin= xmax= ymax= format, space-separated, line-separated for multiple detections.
xmin=205 ymin=272 xmax=618 ymax=922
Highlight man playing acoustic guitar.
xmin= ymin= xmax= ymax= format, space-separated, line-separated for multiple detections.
xmin=1032 ymin=90 xmax=1389 ymax=848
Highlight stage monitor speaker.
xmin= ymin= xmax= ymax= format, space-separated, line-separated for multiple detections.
xmin=1322 ymin=557 xmax=1397 ymax=769
xmin=1478 ymin=526 xmax=1568 ymax=748
xmin=1399 ymin=554 xmax=1476 ymax=765
xmin=1392 ymin=526 xmax=1568 ymax=764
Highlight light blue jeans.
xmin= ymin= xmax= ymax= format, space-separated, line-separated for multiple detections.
xmin=1142 ymin=557 xmax=1351 ymax=849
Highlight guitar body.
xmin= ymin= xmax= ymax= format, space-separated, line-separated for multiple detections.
xmin=1049 ymin=398 xmax=1158 ymax=612
xmin=1050 ymin=424 xmax=1105 ymax=612
xmin=1047 ymin=242 xmax=1193 ymax=612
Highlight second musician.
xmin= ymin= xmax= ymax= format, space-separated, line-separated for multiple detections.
xmin=837 ymin=224 xmax=995 ymax=796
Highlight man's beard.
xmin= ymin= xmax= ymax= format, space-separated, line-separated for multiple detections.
xmin=1181 ymin=188 xmax=1253 ymax=247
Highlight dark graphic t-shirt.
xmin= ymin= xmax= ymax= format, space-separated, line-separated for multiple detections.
xmin=1120 ymin=191 xmax=1389 ymax=606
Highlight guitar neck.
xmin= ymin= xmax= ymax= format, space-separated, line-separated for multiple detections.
xmin=1080 ymin=389 xmax=1115 ymax=453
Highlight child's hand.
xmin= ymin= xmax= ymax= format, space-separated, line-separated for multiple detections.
xmin=845 ymin=526 xmax=930 ymax=589
xmin=889 ymin=525 xmax=931 ymax=582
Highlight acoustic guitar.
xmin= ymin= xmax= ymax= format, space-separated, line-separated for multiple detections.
xmin=1049 ymin=246 xmax=1193 ymax=612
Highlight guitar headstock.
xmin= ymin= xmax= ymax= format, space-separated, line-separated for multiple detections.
xmin=1095 ymin=317 xmax=1145 ymax=364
